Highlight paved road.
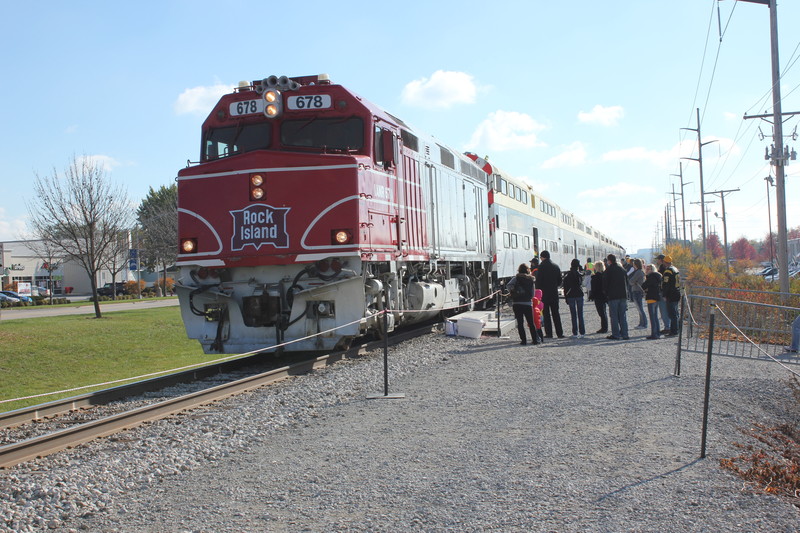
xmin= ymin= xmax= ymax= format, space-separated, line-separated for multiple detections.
xmin=0 ymin=298 xmax=180 ymax=321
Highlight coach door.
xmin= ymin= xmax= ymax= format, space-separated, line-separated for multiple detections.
xmin=426 ymin=163 xmax=440 ymax=256
xmin=463 ymin=182 xmax=480 ymax=252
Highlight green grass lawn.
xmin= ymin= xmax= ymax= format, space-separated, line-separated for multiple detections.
xmin=0 ymin=306 xmax=223 ymax=413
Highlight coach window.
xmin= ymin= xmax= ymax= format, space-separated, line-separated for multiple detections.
xmin=511 ymin=234 xmax=518 ymax=248
xmin=499 ymin=178 xmax=507 ymax=195
xmin=523 ymin=236 xmax=530 ymax=249
xmin=503 ymin=232 xmax=510 ymax=248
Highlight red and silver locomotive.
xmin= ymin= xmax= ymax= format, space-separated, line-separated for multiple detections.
xmin=176 ymin=74 xmax=493 ymax=353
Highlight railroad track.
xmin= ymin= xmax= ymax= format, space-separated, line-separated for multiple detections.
xmin=0 ymin=325 xmax=433 ymax=469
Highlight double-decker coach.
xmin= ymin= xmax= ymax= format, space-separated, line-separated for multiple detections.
xmin=485 ymin=161 xmax=625 ymax=280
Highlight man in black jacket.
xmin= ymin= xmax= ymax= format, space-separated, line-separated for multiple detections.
xmin=602 ymin=254 xmax=629 ymax=340
xmin=534 ymin=250 xmax=564 ymax=338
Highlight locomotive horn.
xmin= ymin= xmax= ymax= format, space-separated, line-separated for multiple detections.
xmin=278 ymin=75 xmax=290 ymax=86
xmin=266 ymin=75 xmax=279 ymax=87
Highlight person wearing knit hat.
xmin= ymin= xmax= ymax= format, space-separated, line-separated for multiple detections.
xmin=661 ymin=256 xmax=681 ymax=335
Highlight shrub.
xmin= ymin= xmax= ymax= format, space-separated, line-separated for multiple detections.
xmin=125 ymin=280 xmax=146 ymax=295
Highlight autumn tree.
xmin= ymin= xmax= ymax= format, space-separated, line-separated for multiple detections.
xmin=26 ymin=155 xmax=133 ymax=318
xmin=729 ymin=237 xmax=758 ymax=261
xmin=707 ymin=233 xmax=724 ymax=259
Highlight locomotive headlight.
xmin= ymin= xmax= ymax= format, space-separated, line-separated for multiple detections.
xmin=332 ymin=229 xmax=353 ymax=244
xmin=181 ymin=238 xmax=198 ymax=253
xmin=250 ymin=173 xmax=265 ymax=200
xmin=263 ymin=90 xmax=282 ymax=118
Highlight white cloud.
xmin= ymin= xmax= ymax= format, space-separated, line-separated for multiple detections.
xmin=175 ymin=83 xmax=232 ymax=115
xmin=0 ymin=207 xmax=29 ymax=241
xmin=602 ymin=136 xmax=737 ymax=169
xmin=578 ymin=105 xmax=624 ymax=126
xmin=541 ymin=142 xmax=587 ymax=169
xmin=465 ymin=110 xmax=547 ymax=152
xmin=79 ymin=154 xmax=121 ymax=171
xmin=401 ymin=71 xmax=477 ymax=109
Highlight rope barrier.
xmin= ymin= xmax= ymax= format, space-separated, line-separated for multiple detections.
xmin=683 ymin=292 xmax=700 ymax=326
xmin=712 ymin=303 xmax=800 ymax=378
xmin=2 ymin=289 xmax=504 ymax=405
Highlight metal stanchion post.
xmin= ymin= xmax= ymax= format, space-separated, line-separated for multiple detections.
xmin=674 ymin=295 xmax=686 ymax=376
xmin=700 ymin=305 xmax=716 ymax=459
xmin=496 ymin=291 xmax=500 ymax=334
xmin=367 ymin=309 xmax=405 ymax=400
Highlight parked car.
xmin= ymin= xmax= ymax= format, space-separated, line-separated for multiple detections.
xmin=759 ymin=266 xmax=778 ymax=277
xmin=0 ymin=290 xmax=32 ymax=303
xmin=0 ymin=293 xmax=20 ymax=304
xmin=97 ymin=282 xmax=128 ymax=297
xmin=32 ymin=286 xmax=51 ymax=297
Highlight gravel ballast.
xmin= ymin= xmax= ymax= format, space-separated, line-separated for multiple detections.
xmin=2 ymin=307 xmax=799 ymax=532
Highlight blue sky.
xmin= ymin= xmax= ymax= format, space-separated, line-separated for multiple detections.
xmin=2 ymin=0 xmax=799 ymax=255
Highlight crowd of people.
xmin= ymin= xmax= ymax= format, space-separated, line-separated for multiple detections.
xmin=505 ymin=251 xmax=682 ymax=346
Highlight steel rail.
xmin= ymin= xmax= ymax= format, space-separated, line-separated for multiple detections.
xmin=0 ymin=325 xmax=432 ymax=469
xmin=0 ymin=352 xmax=269 ymax=430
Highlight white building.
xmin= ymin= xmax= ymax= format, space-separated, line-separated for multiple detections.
xmin=0 ymin=240 xmax=133 ymax=295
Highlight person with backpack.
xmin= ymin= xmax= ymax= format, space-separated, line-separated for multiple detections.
xmin=506 ymin=263 xmax=537 ymax=345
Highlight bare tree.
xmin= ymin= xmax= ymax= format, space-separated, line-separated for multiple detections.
xmin=29 ymin=239 xmax=64 ymax=305
xmin=137 ymin=185 xmax=177 ymax=297
xmin=26 ymin=155 xmax=133 ymax=318
xmin=100 ymin=231 xmax=131 ymax=300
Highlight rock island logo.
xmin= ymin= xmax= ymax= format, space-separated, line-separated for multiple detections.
xmin=230 ymin=204 xmax=290 ymax=251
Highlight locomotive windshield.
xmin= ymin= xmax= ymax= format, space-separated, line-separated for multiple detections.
xmin=203 ymin=123 xmax=271 ymax=161
xmin=281 ymin=117 xmax=364 ymax=152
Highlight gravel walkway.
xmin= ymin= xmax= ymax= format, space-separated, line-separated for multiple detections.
xmin=2 ymin=305 xmax=799 ymax=532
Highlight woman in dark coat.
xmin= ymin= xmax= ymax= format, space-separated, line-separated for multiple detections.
xmin=589 ymin=261 xmax=608 ymax=333
xmin=563 ymin=258 xmax=586 ymax=337
xmin=506 ymin=263 xmax=537 ymax=345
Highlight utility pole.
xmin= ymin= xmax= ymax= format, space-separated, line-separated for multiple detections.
xmin=682 ymin=109 xmax=717 ymax=256
xmin=765 ymin=175 xmax=775 ymax=265
xmin=668 ymin=184 xmax=681 ymax=243
xmin=707 ymin=188 xmax=740 ymax=275
xmin=740 ymin=0 xmax=797 ymax=294
xmin=683 ymin=218 xmax=699 ymax=252
xmin=671 ymin=163 xmax=691 ymax=242
xmin=691 ymin=200 xmax=715 ymax=252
